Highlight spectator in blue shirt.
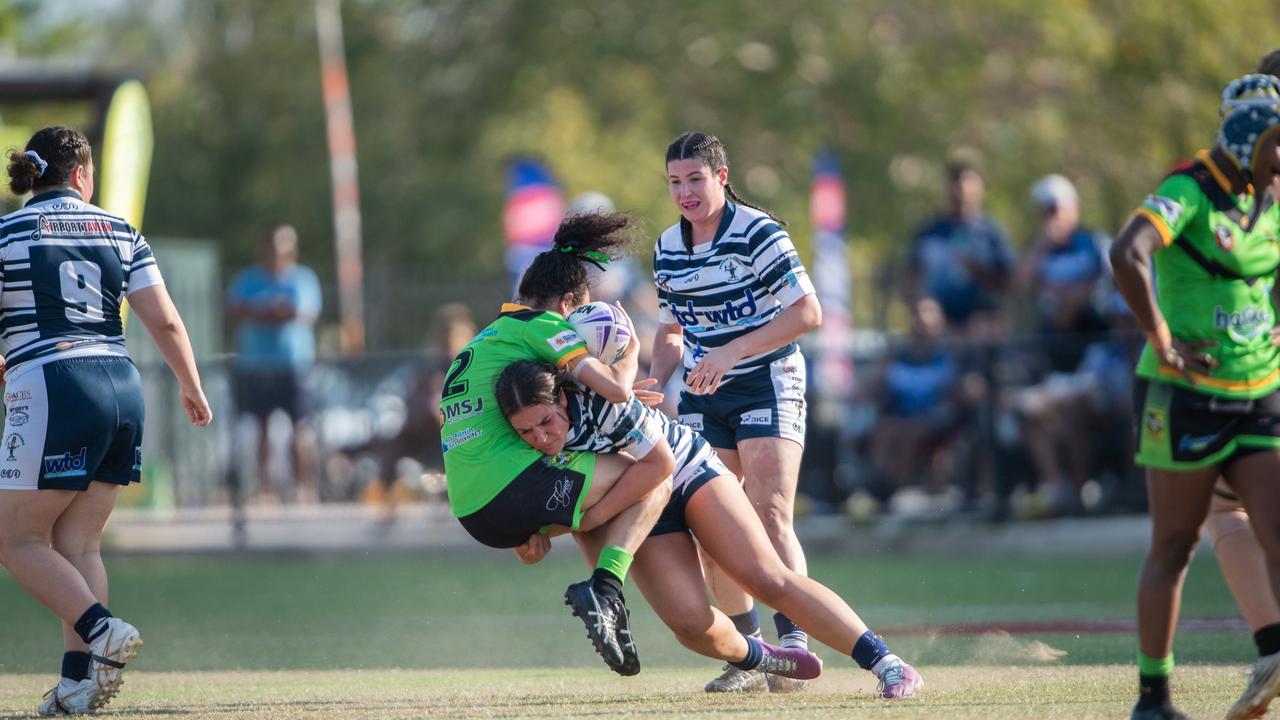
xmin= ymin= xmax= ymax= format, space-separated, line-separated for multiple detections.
xmin=905 ymin=159 xmax=1014 ymax=337
xmin=226 ymin=224 xmax=322 ymax=502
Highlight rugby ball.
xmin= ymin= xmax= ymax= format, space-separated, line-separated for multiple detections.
xmin=567 ymin=302 xmax=632 ymax=364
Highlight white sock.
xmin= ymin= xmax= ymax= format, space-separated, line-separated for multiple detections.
xmin=871 ymin=653 xmax=902 ymax=676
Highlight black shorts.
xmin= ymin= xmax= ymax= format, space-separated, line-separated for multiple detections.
xmin=457 ymin=456 xmax=590 ymax=549
xmin=233 ymin=365 xmax=310 ymax=421
xmin=1133 ymin=378 xmax=1280 ymax=471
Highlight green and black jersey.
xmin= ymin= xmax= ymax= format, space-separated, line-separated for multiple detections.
xmin=1132 ymin=149 xmax=1280 ymax=400
xmin=442 ymin=303 xmax=589 ymax=517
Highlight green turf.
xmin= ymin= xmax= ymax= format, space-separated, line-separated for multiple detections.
xmin=0 ymin=666 xmax=1257 ymax=719
xmin=0 ymin=548 xmax=1250 ymax=674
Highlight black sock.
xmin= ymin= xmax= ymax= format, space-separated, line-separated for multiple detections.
xmin=73 ymin=603 xmax=112 ymax=645
xmin=729 ymin=635 xmax=765 ymax=671
xmin=61 ymin=651 xmax=91 ymax=681
xmin=591 ymin=568 xmax=623 ymax=601
xmin=1255 ymin=623 xmax=1280 ymax=657
xmin=1135 ymin=674 xmax=1171 ymax=711
xmin=729 ymin=608 xmax=761 ymax=638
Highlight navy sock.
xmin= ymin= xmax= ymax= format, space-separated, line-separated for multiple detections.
xmin=729 ymin=635 xmax=765 ymax=671
xmin=61 ymin=651 xmax=91 ymax=681
xmin=73 ymin=604 xmax=112 ymax=645
xmin=1135 ymin=674 xmax=1171 ymax=711
xmin=851 ymin=630 xmax=891 ymax=671
xmin=591 ymin=568 xmax=623 ymax=601
xmin=729 ymin=608 xmax=761 ymax=638
xmin=774 ymin=612 xmax=808 ymax=648
xmin=1255 ymin=623 xmax=1280 ymax=657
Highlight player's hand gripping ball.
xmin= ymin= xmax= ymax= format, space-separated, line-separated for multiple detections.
xmin=567 ymin=301 xmax=633 ymax=365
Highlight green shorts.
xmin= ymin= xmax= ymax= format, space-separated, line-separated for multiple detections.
xmin=456 ymin=451 xmax=596 ymax=548
xmin=1133 ymin=379 xmax=1280 ymax=472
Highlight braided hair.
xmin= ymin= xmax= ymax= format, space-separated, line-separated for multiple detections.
xmin=494 ymin=360 xmax=576 ymax=420
xmin=515 ymin=210 xmax=637 ymax=309
xmin=665 ymin=131 xmax=786 ymax=254
xmin=6 ymin=126 xmax=93 ymax=196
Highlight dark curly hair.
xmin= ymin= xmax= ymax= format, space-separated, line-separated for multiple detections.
xmin=515 ymin=210 xmax=637 ymax=309
xmin=6 ymin=126 xmax=93 ymax=196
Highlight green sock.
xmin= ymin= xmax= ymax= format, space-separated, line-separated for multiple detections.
xmin=596 ymin=545 xmax=634 ymax=584
xmin=1137 ymin=651 xmax=1174 ymax=677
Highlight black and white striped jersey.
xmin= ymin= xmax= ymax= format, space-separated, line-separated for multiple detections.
xmin=563 ymin=390 xmax=721 ymax=491
xmin=0 ymin=189 xmax=162 ymax=380
xmin=654 ymin=202 xmax=815 ymax=386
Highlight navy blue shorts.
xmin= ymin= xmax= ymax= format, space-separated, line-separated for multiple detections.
xmin=649 ymin=444 xmax=731 ymax=537
xmin=0 ymin=356 xmax=144 ymax=491
xmin=677 ymin=352 xmax=806 ymax=450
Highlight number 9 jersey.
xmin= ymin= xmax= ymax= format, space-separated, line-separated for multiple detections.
xmin=0 ymin=189 xmax=162 ymax=375
xmin=0 ymin=188 xmax=162 ymax=491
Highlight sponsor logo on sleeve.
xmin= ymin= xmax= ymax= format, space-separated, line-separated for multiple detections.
xmin=547 ymin=330 xmax=582 ymax=352
xmin=679 ymin=413 xmax=704 ymax=432
xmin=740 ymin=409 xmax=773 ymax=426
xmin=1143 ymin=195 xmax=1184 ymax=228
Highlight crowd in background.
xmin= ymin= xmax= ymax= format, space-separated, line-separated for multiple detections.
xmin=218 ymin=168 xmax=1146 ymax=524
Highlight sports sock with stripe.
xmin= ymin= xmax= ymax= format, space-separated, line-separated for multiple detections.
xmin=73 ymin=604 xmax=112 ymax=645
xmin=729 ymin=635 xmax=765 ymax=671
xmin=729 ymin=607 xmax=762 ymax=639
xmin=774 ymin=612 xmax=809 ymax=648
xmin=1135 ymin=651 xmax=1174 ymax=711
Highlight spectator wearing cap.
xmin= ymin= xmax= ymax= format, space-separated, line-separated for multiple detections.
xmin=1015 ymin=174 xmax=1113 ymax=373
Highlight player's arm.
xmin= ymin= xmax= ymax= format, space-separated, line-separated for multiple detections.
xmin=648 ymin=321 xmax=684 ymax=386
xmin=577 ymin=440 xmax=674 ymax=534
xmin=571 ymin=335 xmax=640 ymax=404
xmin=687 ymin=294 xmax=821 ymax=396
xmin=128 ymin=285 xmax=213 ymax=426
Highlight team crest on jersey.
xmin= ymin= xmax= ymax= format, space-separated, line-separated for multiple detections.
xmin=1143 ymin=195 xmax=1184 ymax=228
xmin=718 ymin=258 xmax=742 ymax=283
xmin=656 ymin=272 xmax=672 ymax=290
xmin=1144 ymin=409 xmax=1166 ymax=439
xmin=1214 ymin=225 xmax=1235 ymax=251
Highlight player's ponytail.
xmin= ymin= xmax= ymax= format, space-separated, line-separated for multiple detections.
xmin=665 ymin=131 xmax=787 ymax=255
xmin=516 ymin=210 xmax=637 ymax=309
xmin=494 ymin=361 xmax=575 ymax=420
xmin=6 ymin=126 xmax=92 ymax=196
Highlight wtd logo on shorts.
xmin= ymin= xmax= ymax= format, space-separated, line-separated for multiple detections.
xmin=43 ymin=448 xmax=88 ymax=478
xmin=740 ymin=409 xmax=772 ymax=426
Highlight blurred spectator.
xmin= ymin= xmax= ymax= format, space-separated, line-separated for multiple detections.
xmin=226 ymin=224 xmax=322 ymax=503
xmin=352 ymin=302 xmax=476 ymax=509
xmin=1015 ymin=174 xmax=1113 ymax=372
xmin=905 ymin=158 xmax=1015 ymax=338
xmin=863 ymin=297 xmax=984 ymax=507
xmin=1010 ymin=292 xmax=1137 ymax=517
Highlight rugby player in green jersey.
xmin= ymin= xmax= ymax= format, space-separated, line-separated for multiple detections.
xmin=1111 ymin=75 xmax=1280 ymax=720
xmin=442 ymin=211 xmax=670 ymax=676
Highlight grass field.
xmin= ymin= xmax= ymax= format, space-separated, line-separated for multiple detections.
xmin=0 ymin=546 xmax=1262 ymax=718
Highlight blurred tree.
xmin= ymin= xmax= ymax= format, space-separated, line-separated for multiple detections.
xmin=6 ymin=0 xmax=1277 ymax=343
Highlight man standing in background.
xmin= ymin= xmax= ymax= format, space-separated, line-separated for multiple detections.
xmin=226 ymin=224 xmax=323 ymax=503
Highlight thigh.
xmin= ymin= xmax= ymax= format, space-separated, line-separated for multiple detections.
xmin=1146 ymin=465 xmax=1219 ymax=545
xmin=578 ymin=452 xmax=635 ymax=509
xmin=1223 ymin=451 xmax=1280 ymax=547
xmin=631 ymin=533 xmax=716 ymax=629
xmin=52 ymin=481 xmax=121 ymax=552
xmin=685 ymin=474 xmax=787 ymax=583
xmin=0 ymin=487 xmax=76 ymax=546
xmin=736 ymin=436 xmax=803 ymax=504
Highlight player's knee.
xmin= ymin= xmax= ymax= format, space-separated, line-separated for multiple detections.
xmin=666 ymin=611 xmax=715 ymax=644
xmin=1150 ymin=530 xmax=1200 ymax=569
xmin=1204 ymin=509 xmax=1252 ymax=549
